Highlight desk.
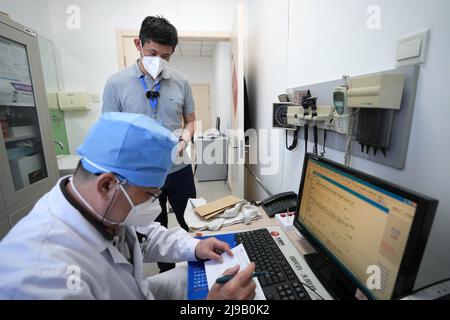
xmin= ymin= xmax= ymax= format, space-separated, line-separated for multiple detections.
xmin=190 ymin=207 xmax=317 ymax=257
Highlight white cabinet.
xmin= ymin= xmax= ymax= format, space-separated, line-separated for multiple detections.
xmin=8 ymin=203 xmax=34 ymax=228
xmin=0 ymin=16 xmax=59 ymax=239
xmin=194 ymin=134 xmax=228 ymax=182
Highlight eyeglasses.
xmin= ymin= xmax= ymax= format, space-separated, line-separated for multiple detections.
xmin=148 ymin=189 xmax=162 ymax=203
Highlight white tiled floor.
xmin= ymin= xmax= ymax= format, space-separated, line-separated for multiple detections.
xmin=194 ymin=178 xmax=231 ymax=202
xmin=143 ymin=178 xmax=231 ymax=277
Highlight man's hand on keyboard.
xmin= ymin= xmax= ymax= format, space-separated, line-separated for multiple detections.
xmin=207 ymin=263 xmax=257 ymax=300
xmin=195 ymin=237 xmax=233 ymax=262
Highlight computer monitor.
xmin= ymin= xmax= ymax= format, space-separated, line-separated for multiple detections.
xmin=294 ymin=154 xmax=438 ymax=300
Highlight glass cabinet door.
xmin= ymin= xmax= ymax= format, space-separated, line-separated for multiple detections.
xmin=0 ymin=35 xmax=48 ymax=191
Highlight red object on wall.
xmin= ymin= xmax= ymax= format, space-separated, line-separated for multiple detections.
xmin=232 ymin=63 xmax=238 ymax=117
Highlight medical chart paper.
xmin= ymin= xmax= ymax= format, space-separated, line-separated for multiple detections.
xmin=204 ymin=244 xmax=266 ymax=300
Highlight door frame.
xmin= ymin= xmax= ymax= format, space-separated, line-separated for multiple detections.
xmin=190 ymin=82 xmax=211 ymax=126
xmin=227 ymin=0 xmax=245 ymax=198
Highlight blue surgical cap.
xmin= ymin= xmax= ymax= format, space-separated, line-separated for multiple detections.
xmin=76 ymin=112 xmax=177 ymax=187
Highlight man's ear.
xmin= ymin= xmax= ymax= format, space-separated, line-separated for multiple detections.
xmin=96 ymin=173 xmax=118 ymax=200
xmin=134 ymin=38 xmax=142 ymax=51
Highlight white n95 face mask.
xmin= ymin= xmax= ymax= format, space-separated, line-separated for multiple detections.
xmin=140 ymin=44 xmax=168 ymax=79
xmin=140 ymin=41 xmax=168 ymax=79
xmin=119 ymin=184 xmax=161 ymax=227
xmin=141 ymin=55 xmax=167 ymax=80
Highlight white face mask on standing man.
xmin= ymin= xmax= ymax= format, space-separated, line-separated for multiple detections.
xmin=140 ymin=41 xmax=168 ymax=79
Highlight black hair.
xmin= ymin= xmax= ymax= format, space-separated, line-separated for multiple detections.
xmin=139 ymin=16 xmax=178 ymax=49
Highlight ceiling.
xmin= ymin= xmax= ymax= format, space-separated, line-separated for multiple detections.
xmin=174 ymin=40 xmax=217 ymax=57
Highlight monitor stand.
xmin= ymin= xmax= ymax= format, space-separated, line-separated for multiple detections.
xmin=303 ymin=252 xmax=361 ymax=300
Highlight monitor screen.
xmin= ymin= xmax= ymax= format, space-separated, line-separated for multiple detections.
xmin=296 ymin=155 xmax=437 ymax=299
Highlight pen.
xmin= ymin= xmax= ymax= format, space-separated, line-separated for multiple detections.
xmin=215 ymin=272 xmax=269 ymax=284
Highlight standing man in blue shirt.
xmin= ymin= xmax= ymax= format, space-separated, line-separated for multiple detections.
xmin=102 ymin=16 xmax=196 ymax=272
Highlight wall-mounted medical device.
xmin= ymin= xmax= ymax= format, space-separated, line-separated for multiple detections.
xmin=287 ymin=106 xmax=304 ymax=127
xmin=280 ymin=73 xmax=407 ymax=157
xmin=273 ymin=103 xmax=297 ymax=130
xmin=347 ymin=73 xmax=406 ymax=110
xmin=333 ymin=86 xmax=348 ymax=115
xmin=273 ymin=102 xmax=299 ymax=151
xmin=347 ymin=73 xmax=406 ymax=157
xmin=288 ymin=105 xmax=335 ymax=126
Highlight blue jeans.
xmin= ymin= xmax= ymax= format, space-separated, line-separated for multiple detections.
xmin=155 ymin=165 xmax=196 ymax=272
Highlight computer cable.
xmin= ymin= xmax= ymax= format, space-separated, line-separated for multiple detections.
xmin=320 ymin=130 xmax=327 ymax=157
xmin=303 ymin=118 xmax=309 ymax=153
xmin=312 ymin=123 xmax=318 ymax=155
xmin=310 ymin=98 xmax=318 ymax=155
xmin=300 ymin=90 xmax=312 ymax=154
xmin=344 ymin=109 xmax=359 ymax=166
xmin=299 ymin=281 xmax=325 ymax=300
xmin=286 ymin=128 xmax=299 ymax=151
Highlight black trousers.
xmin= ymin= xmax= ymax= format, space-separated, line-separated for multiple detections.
xmin=155 ymin=165 xmax=196 ymax=272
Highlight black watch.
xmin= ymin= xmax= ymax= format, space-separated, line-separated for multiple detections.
xmin=179 ymin=137 xmax=188 ymax=144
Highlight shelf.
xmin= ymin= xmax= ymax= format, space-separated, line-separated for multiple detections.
xmin=4 ymin=134 xmax=36 ymax=143
xmin=0 ymin=103 xmax=36 ymax=108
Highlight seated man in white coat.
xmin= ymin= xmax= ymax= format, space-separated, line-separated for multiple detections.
xmin=0 ymin=112 xmax=256 ymax=300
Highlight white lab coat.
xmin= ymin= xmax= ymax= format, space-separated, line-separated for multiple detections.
xmin=0 ymin=178 xmax=200 ymax=299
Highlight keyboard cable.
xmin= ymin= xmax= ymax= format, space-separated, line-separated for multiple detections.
xmin=299 ymin=281 xmax=325 ymax=300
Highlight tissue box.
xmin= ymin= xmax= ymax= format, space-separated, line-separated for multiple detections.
xmin=275 ymin=213 xmax=295 ymax=231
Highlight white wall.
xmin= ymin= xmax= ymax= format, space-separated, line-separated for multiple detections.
xmin=211 ymin=42 xmax=232 ymax=132
xmin=0 ymin=0 xmax=53 ymax=40
xmin=246 ymin=0 xmax=290 ymax=194
xmin=1 ymin=0 xmax=238 ymax=153
xmin=39 ymin=0 xmax=237 ymax=153
xmin=170 ymin=56 xmax=213 ymax=85
xmin=246 ymin=0 xmax=450 ymax=289
xmin=170 ymin=55 xmax=215 ymax=134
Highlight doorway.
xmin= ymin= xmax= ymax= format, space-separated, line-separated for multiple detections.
xmin=190 ymin=84 xmax=211 ymax=134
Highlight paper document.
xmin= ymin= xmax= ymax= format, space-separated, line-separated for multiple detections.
xmin=204 ymin=244 xmax=266 ymax=300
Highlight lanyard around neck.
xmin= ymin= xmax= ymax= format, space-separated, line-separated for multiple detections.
xmin=139 ymin=76 xmax=160 ymax=114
